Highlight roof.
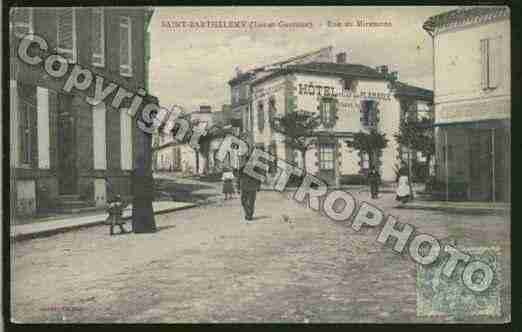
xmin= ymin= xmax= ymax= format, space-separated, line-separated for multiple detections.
xmin=251 ymin=62 xmax=386 ymax=86
xmin=228 ymin=46 xmax=333 ymax=86
xmin=288 ymin=62 xmax=386 ymax=79
xmin=423 ymin=6 xmax=509 ymax=34
xmin=393 ymin=81 xmax=433 ymax=101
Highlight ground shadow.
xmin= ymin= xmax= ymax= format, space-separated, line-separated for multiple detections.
xmin=251 ymin=215 xmax=270 ymax=221
xmin=154 ymin=178 xmax=219 ymax=203
xmin=156 ymin=224 xmax=177 ymax=232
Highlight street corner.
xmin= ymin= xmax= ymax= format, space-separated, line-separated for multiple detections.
xmin=415 ymin=246 xmax=503 ymax=320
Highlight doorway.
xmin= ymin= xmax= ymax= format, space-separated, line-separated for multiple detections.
xmin=318 ymin=143 xmax=336 ymax=186
xmin=468 ymin=129 xmax=492 ymax=201
xmin=57 ymin=94 xmax=77 ymax=194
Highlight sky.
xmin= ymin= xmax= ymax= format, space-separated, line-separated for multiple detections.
xmin=149 ymin=6 xmax=458 ymax=113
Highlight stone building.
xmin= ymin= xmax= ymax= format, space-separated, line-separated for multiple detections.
xmin=229 ymin=46 xmax=334 ymax=146
xmin=230 ymin=50 xmax=433 ymax=186
xmin=423 ymin=6 xmax=510 ymax=201
xmin=10 ymin=7 xmax=154 ymax=215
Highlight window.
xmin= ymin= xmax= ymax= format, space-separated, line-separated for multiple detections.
xmin=319 ymin=144 xmax=335 ymax=170
xmin=360 ymin=100 xmax=378 ymax=127
xmin=257 ymin=102 xmax=264 ymax=132
xmin=119 ymin=16 xmax=133 ymax=76
xmin=57 ymin=8 xmax=77 ymax=63
xmin=18 ymin=83 xmax=36 ymax=165
xmin=361 ymin=152 xmax=369 ymax=170
xmin=481 ymin=37 xmax=502 ymax=89
xmin=92 ymin=8 xmax=105 ymax=67
xmin=269 ymin=142 xmax=277 ymax=174
xmin=232 ymin=88 xmax=240 ymax=104
xmin=320 ymin=98 xmax=337 ymax=128
xmin=343 ymin=78 xmax=354 ymax=91
xmin=321 ymin=100 xmax=331 ymax=124
xmin=120 ymin=110 xmax=133 ymax=170
xmin=11 ymin=7 xmax=33 ymax=38
xmin=268 ymin=97 xmax=276 ymax=127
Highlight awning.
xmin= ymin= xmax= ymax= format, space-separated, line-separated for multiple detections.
xmin=434 ymin=119 xmax=510 ymax=130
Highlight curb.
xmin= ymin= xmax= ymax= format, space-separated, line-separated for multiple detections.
xmin=11 ymin=203 xmax=198 ymax=242
xmin=394 ymin=204 xmax=510 ymax=215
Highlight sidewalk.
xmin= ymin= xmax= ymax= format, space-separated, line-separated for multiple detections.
xmin=395 ymin=200 xmax=510 ymax=214
xmin=11 ymin=201 xmax=197 ymax=241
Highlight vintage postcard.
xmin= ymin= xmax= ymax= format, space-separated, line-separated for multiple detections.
xmin=8 ymin=5 xmax=510 ymax=323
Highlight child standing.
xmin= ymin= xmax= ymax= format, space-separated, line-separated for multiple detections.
xmin=222 ymin=167 xmax=235 ymax=200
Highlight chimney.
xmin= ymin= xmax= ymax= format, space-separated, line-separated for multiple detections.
xmin=336 ymin=52 xmax=347 ymax=64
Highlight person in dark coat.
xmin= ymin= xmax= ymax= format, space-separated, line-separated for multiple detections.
xmin=368 ymin=167 xmax=380 ymax=199
xmin=239 ymin=164 xmax=263 ymax=223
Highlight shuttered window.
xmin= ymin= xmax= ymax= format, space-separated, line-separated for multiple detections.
xmin=268 ymin=97 xmax=276 ymax=127
xmin=119 ymin=16 xmax=133 ymax=76
xmin=360 ymin=100 xmax=378 ymax=127
xmin=11 ymin=7 xmax=33 ymax=38
xmin=257 ymin=102 xmax=264 ymax=132
xmin=18 ymin=83 xmax=36 ymax=166
xmin=57 ymin=8 xmax=77 ymax=63
xmin=481 ymin=37 xmax=502 ymax=90
xmin=319 ymin=144 xmax=335 ymax=170
xmin=361 ymin=152 xmax=369 ymax=170
xmin=120 ymin=111 xmax=133 ymax=170
xmin=320 ymin=98 xmax=337 ymax=128
xmin=92 ymin=8 xmax=105 ymax=67
xmin=269 ymin=142 xmax=277 ymax=174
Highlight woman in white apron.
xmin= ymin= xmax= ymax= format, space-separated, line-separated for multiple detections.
xmin=396 ymin=172 xmax=411 ymax=203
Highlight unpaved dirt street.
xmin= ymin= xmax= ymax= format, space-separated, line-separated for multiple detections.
xmin=12 ymin=190 xmax=510 ymax=323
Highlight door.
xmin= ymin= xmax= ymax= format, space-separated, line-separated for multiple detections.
xmin=469 ymin=129 xmax=492 ymax=201
xmin=318 ymin=143 xmax=336 ymax=186
xmin=57 ymin=94 xmax=77 ymax=194
xmin=494 ymin=128 xmax=510 ymax=202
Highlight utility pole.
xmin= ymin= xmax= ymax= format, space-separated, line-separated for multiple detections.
xmin=132 ymin=8 xmax=157 ymax=233
xmin=132 ymin=96 xmax=157 ymax=234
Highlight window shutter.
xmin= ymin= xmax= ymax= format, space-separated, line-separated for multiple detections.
xmin=331 ymin=99 xmax=337 ymax=124
xmin=480 ymin=39 xmax=489 ymax=90
xmin=92 ymin=8 xmax=104 ymax=66
xmin=489 ymin=37 xmax=502 ymax=88
xmin=12 ymin=8 xmax=32 ymax=37
xmin=257 ymin=103 xmax=264 ymax=132
xmin=119 ymin=17 xmax=132 ymax=76
xmin=57 ymin=8 xmax=76 ymax=62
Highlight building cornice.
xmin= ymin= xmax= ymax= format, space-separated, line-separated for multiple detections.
xmin=423 ymin=6 xmax=509 ymax=36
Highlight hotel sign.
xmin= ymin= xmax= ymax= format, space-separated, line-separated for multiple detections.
xmin=298 ymin=83 xmax=391 ymax=101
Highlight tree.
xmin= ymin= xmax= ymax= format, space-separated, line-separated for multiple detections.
xmin=345 ymin=129 xmax=389 ymax=172
xmin=394 ymin=117 xmax=435 ymax=181
xmin=197 ymin=125 xmax=230 ymax=174
xmin=271 ymin=109 xmax=322 ymax=171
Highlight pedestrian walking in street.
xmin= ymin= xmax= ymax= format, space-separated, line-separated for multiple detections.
xmin=396 ymin=169 xmax=411 ymax=204
xmin=222 ymin=167 xmax=235 ymax=200
xmin=368 ymin=167 xmax=380 ymax=199
xmin=239 ymin=165 xmax=263 ymax=223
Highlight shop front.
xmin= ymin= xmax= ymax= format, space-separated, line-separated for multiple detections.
xmin=435 ymin=119 xmax=510 ymax=202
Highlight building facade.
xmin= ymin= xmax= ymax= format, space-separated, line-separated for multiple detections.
xmin=10 ymin=7 xmax=154 ymax=215
xmin=423 ymin=6 xmax=510 ymax=201
xmin=229 ymin=46 xmax=334 ymax=146
xmin=153 ymin=105 xmax=241 ymax=175
xmin=247 ymin=61 xmax=432 ymax=185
